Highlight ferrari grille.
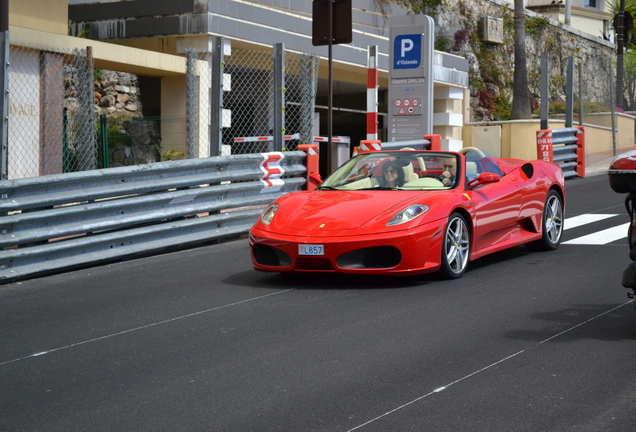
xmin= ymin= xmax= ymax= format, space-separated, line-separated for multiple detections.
xmin=295 ymin=257 xmax=334 ymax=271
xmin=253 ymin=244 xmax=292 ymax=267
xmin=337 ymin=246 xmax=402 ymax=269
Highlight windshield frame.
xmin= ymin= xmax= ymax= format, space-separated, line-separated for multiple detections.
xmin=318 ymin=151 xmax=463 ymax=192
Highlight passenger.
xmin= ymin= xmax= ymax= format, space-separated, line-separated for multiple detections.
xmin=441 ymin=157 xmax=457 ymax=187
xmin=381 ymin=161 xmax=405 ymax=188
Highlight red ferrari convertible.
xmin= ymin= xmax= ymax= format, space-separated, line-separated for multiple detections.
xmin=249 ymin=148 xmax=565 ymax=278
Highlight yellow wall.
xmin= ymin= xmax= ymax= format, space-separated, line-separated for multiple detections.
xmin=9 ymin=0 xmax=68 ymax=35
xmin=464 ymin=116 xmax=636 ymax=162
xmin=10 ymin=26 xmax=187 ymax=77
xmin=160 ymin=76 xmax=187 ymax=154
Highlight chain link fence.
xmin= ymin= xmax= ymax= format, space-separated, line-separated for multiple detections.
xmin=285 ymin=51 xmax=320 ymax=151
xmin=221 ymin=48 xmax=319 ymax=155
xmin=8 ymin=45 xmax=97 ymax=179
xmin=5 ymin=42 xmax=320 ymax=179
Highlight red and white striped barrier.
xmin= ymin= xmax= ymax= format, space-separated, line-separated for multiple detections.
xmin=536 ymin=130 xmax=554 ymax=162
xmin=359 ymin=140 xmax=381 ymax=152
xmin=234 ymin=133 xmax=301 ymax=143
xmin=367 ymin=45 xmax=378 ymax=141
xmin=259 ymin=152 xmax=285 ymax=192
xmin=312 ymin=136 xmax=351 ymax=143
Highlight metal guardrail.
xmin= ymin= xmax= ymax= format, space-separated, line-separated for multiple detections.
xmin=551 ymin=127 xmax=582 ymax=179
xmin=0 ymin=151 xmax=307 ymax=282
xmin=536 ymin=127 xmax=585 ymax=179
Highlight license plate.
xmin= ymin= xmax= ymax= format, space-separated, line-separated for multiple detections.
xmin=298 ymin=244 xmax=324 ymax=256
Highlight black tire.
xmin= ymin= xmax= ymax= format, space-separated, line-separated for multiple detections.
xmin=526 ymin=189 xmax=563 ymax=251
xmin=439 ymin=212 xmax=470 ymax=279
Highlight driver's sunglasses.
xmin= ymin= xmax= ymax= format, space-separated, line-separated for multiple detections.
xmin=385 ymin=169 xmax=397 ymax=175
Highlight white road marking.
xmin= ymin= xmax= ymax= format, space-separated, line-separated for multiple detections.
xmin=563 ymin=223 xmax=630 ymax=245
xmin=0 ymin=289 xmax=293 ymax=367
xmin=564 ymin=214 xmax=618 ymax=230
xmin=346 ymin=301 xmax=631 ymax=431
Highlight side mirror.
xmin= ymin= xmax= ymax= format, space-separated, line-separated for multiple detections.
xmin=309 ymin=172 xmax=323 ymax=186
xmin=467 ymin=172 xmax=500 ymax=189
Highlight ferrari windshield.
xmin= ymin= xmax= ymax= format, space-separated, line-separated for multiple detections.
xmin=319 ymin=151 xmax=461 ymax=191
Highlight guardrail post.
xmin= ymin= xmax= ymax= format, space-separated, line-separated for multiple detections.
xmin=210 ymin=36 xmax=225 ymax=157
xmin=299 ymin=144 xmax=319 ymax=190
xmin=0 ymin=29 xmax=8 ymax=180
xmin=536 ymin=129 xmax=554 ymax=162
xmin=360 ymin=140 xmax=381 ymax=153
xmin=575 ymin=126 xmax=586 ymax=178
xmin=424 ymin=134 xmax=441 ymax=151
xmin=273 ymin=43 xmax=285 ymax=152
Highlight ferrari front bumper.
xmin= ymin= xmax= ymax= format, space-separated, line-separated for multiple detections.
xmin=249 ymin=218 xmax=447 ymax=276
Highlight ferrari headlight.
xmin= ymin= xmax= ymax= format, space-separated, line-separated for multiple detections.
xmin=386 ymin=204 xmax=429 ymax=226
xmin=260 ymin=203 xmax=279 ymax=225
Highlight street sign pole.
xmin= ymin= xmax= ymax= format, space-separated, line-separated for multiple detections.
xmin=312 ymin=0 xmax=352 ymax=174
xmin=388 ymin=15 xmax=434 ymax=143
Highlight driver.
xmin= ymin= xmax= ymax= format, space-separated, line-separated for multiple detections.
xmin=441 ymin=157 xmax=457 ymax=187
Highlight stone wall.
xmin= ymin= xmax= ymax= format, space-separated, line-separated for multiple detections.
xmin=430 ymin=0 xmax=616 ymax=121
xmin=93 ymin=70 xmax=161 ymax=166
xmin=94 ymin=70 xmax=143 ymax=117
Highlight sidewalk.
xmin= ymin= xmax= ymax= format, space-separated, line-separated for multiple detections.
xmin=586 ymin=155 xmax=615 ymax=177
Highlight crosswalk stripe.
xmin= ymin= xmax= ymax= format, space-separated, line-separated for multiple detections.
xmin=562 ymin=223 xmax=630 ymax=245
xmin=564 ymin=214 xmax=618 ymax=230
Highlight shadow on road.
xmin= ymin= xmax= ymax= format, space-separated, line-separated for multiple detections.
xmin=504 ymin=303 xmax=636 ymax=343
xmin=223 ymin=269 xmax=443 ymax=290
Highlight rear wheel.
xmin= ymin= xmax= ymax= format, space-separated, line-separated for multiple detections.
xmin=439 ymin=212 xmax=470 ymax=279
xmin=526 ymin=189 xmax=563 ymax=251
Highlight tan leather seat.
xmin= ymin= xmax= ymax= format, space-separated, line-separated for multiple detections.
xmin=402 ymin=162 xmax=419 ymax=182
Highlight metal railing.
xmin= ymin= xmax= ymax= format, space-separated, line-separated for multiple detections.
xmin=552 ymin=127 xmax=585 ymax=178
xmin=0 ymin=151 xmax=307 ymax=282
xmin=536 ymin=127 xmax=585 ymax=179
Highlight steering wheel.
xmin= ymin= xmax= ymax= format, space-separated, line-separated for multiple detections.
xmin=420 ymin=174 xmax=445 ymax=182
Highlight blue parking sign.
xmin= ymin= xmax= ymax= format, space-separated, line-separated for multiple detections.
xmin=393 ymin=34 xmax=421 ymax=69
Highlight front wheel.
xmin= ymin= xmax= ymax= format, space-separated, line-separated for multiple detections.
xmin=439 ymin=212 xmax=470 ymax=279
xmin=526 ymin=189 xmax=563 ymax=251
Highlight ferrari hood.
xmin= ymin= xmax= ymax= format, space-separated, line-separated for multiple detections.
xmin=284 ymin=190 xmax=428 ymax=231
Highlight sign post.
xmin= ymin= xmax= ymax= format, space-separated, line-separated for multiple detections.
xmin=388 ymin=15 xmax=434 ymax=143
xmin=312 ymin=0 xmax=352 ymax=174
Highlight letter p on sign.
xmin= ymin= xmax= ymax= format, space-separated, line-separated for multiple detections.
xmin=401 ymin=39 xmax=413 ymax=57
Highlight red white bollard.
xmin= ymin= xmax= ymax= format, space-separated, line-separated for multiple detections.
xmin=575 ymin=126 xmax=586 ymax=178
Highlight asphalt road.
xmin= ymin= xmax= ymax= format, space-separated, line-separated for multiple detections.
xmin=1 ymin=173 xmax=635 ymax=432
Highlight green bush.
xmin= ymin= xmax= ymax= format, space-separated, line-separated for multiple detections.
xmin=162 ymin=150 xmax=187 ymax=161
xmin=492 ymin=95 xmax=512 ymax=120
